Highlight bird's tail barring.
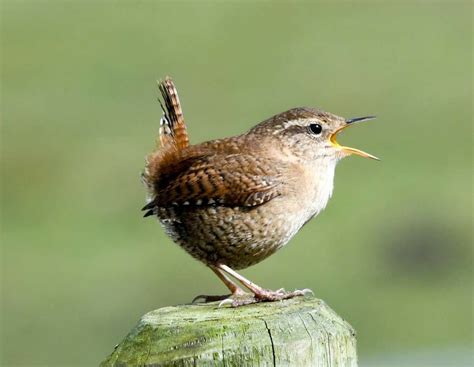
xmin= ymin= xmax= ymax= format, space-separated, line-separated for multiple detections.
xmin=157 ymin=77 xmax=189 ymax=151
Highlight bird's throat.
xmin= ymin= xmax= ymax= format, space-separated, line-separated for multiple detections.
xmin=305 ymin=157 xmax=337 ymax=218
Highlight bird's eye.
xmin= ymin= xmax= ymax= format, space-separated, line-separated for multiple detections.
xmin=309 ymin=123 xmax=322 ymax=135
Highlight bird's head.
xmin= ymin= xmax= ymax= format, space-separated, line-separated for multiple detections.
xmin=250 ymin=107 xmax=378 ymax=162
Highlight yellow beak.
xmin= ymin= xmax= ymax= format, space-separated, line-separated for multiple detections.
xmin=330 ymin=116 xmax=379 ymax=160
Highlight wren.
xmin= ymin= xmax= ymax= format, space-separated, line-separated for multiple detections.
xmin=142 ymin=77 xmax=378 ymax=306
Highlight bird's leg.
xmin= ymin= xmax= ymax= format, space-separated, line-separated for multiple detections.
xmin=217 ymin=264 xmax=312 ymax=303
xmin=192 ymin=266 xmax=248 ymax=304
xmin=211 ymin=266 xmax=248 ymax=296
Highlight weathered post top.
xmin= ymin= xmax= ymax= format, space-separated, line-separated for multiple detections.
xmin=101 ymin=296 xmax=357 ymax=367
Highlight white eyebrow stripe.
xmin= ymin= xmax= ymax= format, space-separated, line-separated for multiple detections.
xmin=282 ymin=119 xmax=310 ymax=129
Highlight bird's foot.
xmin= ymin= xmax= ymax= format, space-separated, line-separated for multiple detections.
xmin=217 ymin=292 xmax=257 ymax=307
xmin=193 ymin=287 xmax=249 ymax=305
xmin=217 ymin=288 xmax=313 ymax=307
xmin=192 ymin=294 xmax=232 ymax=303
xmin=254 ymin=287 xmax=314 ymax=302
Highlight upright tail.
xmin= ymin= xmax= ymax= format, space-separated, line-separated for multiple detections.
xmin=157 ymin=77 xmax=189 ymax=151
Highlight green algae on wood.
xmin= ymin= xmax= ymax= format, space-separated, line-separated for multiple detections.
xmin=100 ymin=296 xmax=357 ymax=366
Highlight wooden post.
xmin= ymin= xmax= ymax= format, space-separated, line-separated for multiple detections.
xmin=100 ymin=296 xmax=357 ymax=366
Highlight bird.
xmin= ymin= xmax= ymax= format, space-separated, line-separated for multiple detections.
xmin=141 ymin=77 xmax=378 ymax=307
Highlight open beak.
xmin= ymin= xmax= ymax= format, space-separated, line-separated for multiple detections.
xmin=330 ymin=116 xmax=379 ymax=160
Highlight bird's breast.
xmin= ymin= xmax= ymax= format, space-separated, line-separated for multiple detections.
xmin=286 ymin=158 xmax=337 ymax=229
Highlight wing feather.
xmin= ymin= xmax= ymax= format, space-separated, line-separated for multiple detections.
xmin=143 ymin=153 xmax=282 ymax=211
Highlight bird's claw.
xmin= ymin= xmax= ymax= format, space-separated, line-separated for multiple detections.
xmin=284 ymin=288 xmax=314 ymax=297
xmin=218 ymin=292 xmax=257 ymax=307
xmin=218 ymin=298 xmax=235 ymax=308
xmin=299 ymin=288 xmax=314 ymax=296
xmin=193 ymin=291 xmax=255 ymax=307
xmin=192 ymin=295 xmax=206 ymax=304
xmin=192 ymin=294 xmax=231 ymax=304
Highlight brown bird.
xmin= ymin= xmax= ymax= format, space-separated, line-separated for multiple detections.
xmin=142 ymin=77 xmax=377 ymax=306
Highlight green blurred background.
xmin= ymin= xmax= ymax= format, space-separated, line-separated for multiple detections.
xmin=1 ymin=1 xmax=472 ymax=366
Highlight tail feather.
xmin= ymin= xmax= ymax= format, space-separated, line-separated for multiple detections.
xmin=158 ymin=77 xmax=189 ymax=151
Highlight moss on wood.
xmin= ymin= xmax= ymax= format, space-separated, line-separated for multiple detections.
xmin=101 ymin=296 xmax=357 ymax=366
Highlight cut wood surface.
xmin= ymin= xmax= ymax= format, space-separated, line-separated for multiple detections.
xmin=101 ymin=296 xmax=357 ymax=367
